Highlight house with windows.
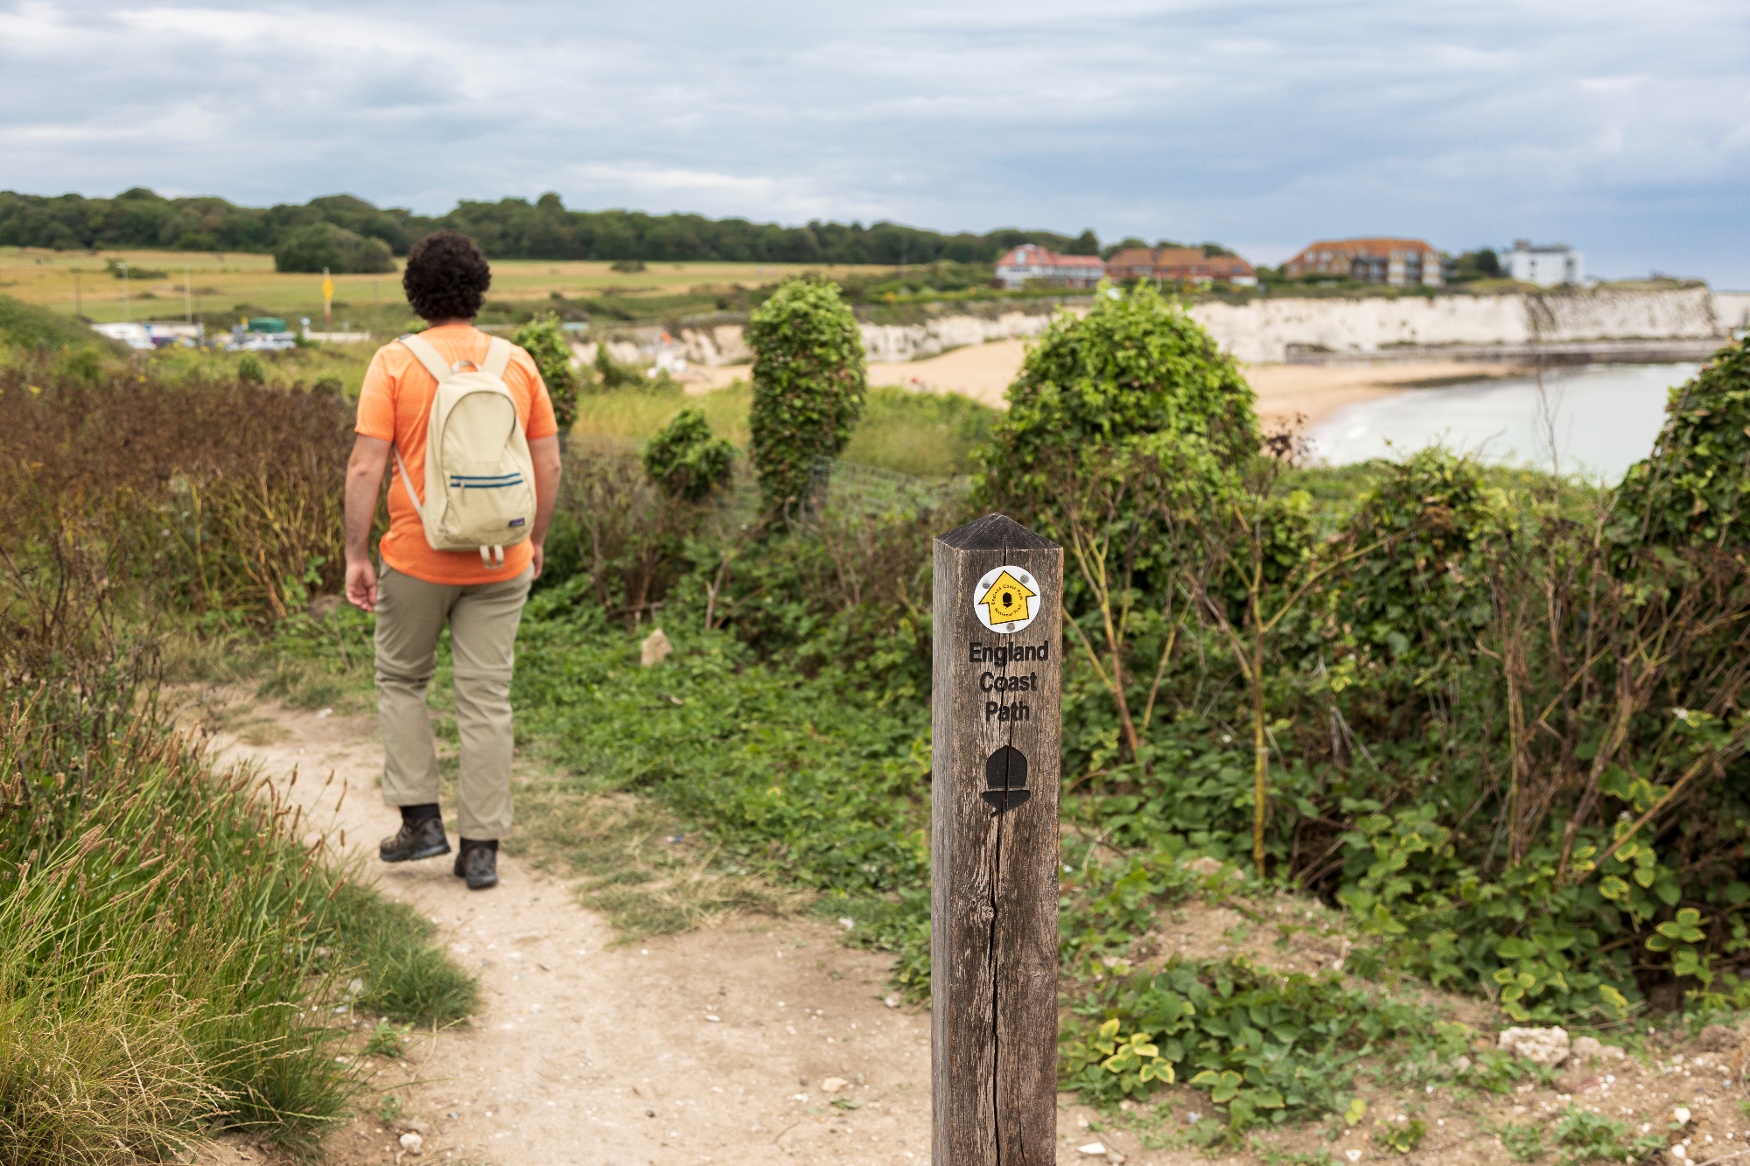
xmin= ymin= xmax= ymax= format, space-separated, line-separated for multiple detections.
xmin=1284 ymin=238 xmax=1444 ymax=287
xmin=1105 ymin=247 xmax=1257 ymax=287
xmin=993 ymin=244 xmax=1106 ymax=290
xmin=1506 ymin=240 xmax=1584 ymax=287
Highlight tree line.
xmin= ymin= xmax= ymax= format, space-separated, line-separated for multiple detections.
xmin=0 ymin=187 xmax=1098 ymax=266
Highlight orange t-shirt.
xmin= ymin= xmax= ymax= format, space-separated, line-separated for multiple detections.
xmin=355 ymin=324 xmax=558 ymax=586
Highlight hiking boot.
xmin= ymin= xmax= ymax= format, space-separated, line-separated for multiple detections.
xmin=378 ymin=815 xmax=450 ymax=863
xmin=454 ymin=840 xmax=499 ymax=890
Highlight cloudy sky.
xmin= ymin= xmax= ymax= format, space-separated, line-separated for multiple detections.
xmin=3 ymin=0 xmax=1748 ymax=283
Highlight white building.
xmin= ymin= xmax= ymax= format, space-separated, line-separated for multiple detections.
xmin=993 ymin=244 xmax=1106 ymax=290
xmin=1507 ymin=240 xmax=1584 ymax=287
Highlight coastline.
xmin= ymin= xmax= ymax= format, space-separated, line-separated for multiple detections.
xmin=686 ymin=338 xmax=1523 ymax=428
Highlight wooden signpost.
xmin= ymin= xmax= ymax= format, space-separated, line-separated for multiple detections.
xmin=931 ymin=512 xmax=1063 ymax=1166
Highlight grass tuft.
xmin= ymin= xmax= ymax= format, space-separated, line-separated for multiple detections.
xmin=510 ymin=779 xmax=805 ymax=939
xmin=324 ymin=884 xmax=478 ymax=1027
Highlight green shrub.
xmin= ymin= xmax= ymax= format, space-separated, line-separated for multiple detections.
xmin=746 ymin=277 xmax=866 ymax=518
xmin=273 ymin=223 xmax=394 ymax=274
xmin=512 ymin=313 xmax=581 ymax=432
xmin=49 ymin=343 xmax=107 ymax=386
xmin=642 ymin=408 xmax=735 ymax=501
xmin=1612 ymin=339 xmax=1750 ymax=550
xmin=236 ymin=352 xmax=265 ymax=383
xmin=1550 ymin=1106 xmax=1667 ymax=1164
xmin=0 ymin=294 xmax=98 ymax=348
xmin=979 ymin=280 xmax=1258 ymax=532
xmin=1335 ymin=446 xmax=1507 ymax=684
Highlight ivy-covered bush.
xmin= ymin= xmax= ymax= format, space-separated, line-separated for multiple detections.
xmin=1612 ymin=339 xmax=1750 ymax=551
xmin=746 ymin=278 xmax=866 ymax=519
xmin=511 ymin=314 xmax=581 ymax=433
xmin=1333 ymin=447 xmax=1507 ymax=687
xmin=641 ymin=408 xmax=735 ymax=502
xmin=980 ymin=281 xmax=1259 ymax=530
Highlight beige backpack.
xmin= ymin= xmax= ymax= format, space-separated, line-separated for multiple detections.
xmin=391 ymin=333 xmax=536 ymax=569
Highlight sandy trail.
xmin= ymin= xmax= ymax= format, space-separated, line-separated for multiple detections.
xmin=207 ymin=700 xmax=1132 ymax=1166
xmin=687 ymin=339 xmax=1522 ymax=426
xmin=196 ymin=700 xmax=1735 ymax=1166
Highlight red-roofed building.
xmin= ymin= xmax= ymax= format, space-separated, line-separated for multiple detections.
xmin=1105 ymin=247 xmax=1257 ymax=288
xmin=1285 ymin=238 xmax=1443 ymax=287
xmin=993 ymin=244 xmax=1106 ymax=290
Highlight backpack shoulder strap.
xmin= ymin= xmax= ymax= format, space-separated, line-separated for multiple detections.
xmin=482 ymin=336 xmax=513 ymax=379
xmin=397 ymin=333 xmax=453 ymax=384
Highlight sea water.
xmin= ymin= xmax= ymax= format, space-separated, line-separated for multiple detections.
xmin=1305 ymin=363 xmax=1703 ymax=482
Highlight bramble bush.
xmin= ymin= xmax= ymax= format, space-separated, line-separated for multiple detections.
xmin=1611 ymin=339 xmax=1750 ymax=550
xmin=642 ymin=408 xmax=736 ymax=502
xmin=518 ymin=331 xmax=1750 ymax=1032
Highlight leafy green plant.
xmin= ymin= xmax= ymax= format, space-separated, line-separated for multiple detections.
xmin=236 ymin=351 xmax=265 ymax=384
xmin=746 ymin=277 xmax=866 ymax=519
xmin=1499 ymin=1120 xmax=1547 ymax=1162
xmin=1612 ymin=339 xmax=1750 ymax=551
xmin=512 ymin=313 xmax=581 ymax=432
xmin=979 ymin=279 xmax=1258 ymax=531
xmin=642 ymin=408 xmax=736 ymax=502
xmin=1373 ymin=1116 xmax=1427 ymax=1154
xmin=1551 ymin=1106 xmax=1666 ymax=1164
xmin=1061 ymin=957 xmax=1426 ymax=1130
xmin=363 ymin=1021 xmax=413 ymax=1059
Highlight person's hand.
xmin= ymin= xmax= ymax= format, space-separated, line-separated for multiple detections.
xmin=529 ymin=540 xmax=545 ymax=581
xmin=346 ymin=556 xmax=378 ymax=612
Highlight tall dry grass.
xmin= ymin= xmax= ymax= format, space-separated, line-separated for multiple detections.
xmin=0 ymin=356 xmax=473 ymax=1161
xmin=0 ymin=353 xmax=352 ymax=621
xmin=0 ymin=669 xmax=355 ymax=1159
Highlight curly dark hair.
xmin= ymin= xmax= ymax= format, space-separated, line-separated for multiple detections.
xmin=402 ymin=229 xmax=491 ymax=321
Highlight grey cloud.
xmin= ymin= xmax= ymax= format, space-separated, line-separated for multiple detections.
xmin=1 ymin=0 xmax=1746 ymax=282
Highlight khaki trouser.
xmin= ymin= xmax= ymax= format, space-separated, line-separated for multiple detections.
xmin=374 ymin=562 xmax=532 ymax=840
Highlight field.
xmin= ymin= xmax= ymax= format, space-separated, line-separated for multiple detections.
xmin=0 ymin=245 xmax=898 ymax=329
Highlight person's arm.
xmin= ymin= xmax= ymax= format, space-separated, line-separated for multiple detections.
xmin=527 ymin=434 xmax=562 ymax=580
xmin=344 ymin=435 xmax=391 ymax=611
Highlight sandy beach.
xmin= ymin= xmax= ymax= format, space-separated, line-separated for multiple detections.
xmin=687 ymin=338 xmax=1526 ymax=427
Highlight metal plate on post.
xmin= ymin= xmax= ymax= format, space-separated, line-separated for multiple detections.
xmin=931 ymin=512 xmax=1062 ymax=1166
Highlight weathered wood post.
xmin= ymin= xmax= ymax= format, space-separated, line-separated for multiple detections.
xmin=932 ymin=512 xmax=1062 ymax=1166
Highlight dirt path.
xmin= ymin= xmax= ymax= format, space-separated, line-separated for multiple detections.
xmin=205 ymin=700 xmax=1137 ymax=1166
xmin=196 ymin=699 xmax=1750 ymax=1166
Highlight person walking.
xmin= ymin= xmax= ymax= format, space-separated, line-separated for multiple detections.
xmin=343 ymin=229 xmax=563 ymax=890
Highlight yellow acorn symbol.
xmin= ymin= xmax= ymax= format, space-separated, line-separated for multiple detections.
xmin=976 ymin=569 xmax=1037 ymax=626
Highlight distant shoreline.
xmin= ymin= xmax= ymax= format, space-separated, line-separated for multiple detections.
xmin=687 ymin=341 xmax=1532 ymax=429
